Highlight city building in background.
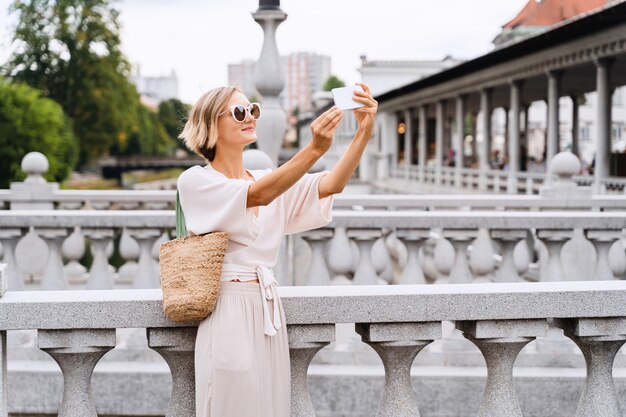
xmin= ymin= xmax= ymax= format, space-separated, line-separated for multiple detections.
xmin=130 ymin=67 xmax=179 ymax=109
xmin=229 ymin=52 xmax=331 ymax=115
xmin=358 ymin=55 xmax=461 ymax=96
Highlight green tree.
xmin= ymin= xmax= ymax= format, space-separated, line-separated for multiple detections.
xmin=0 ymin=79 xmax=78 ymax=187
xmin=3 ymin=0 xmax=147 ymax=164
xmin=158 ymin=98 xmax=190 ymax=151
xmin=322 ymin=74 xmax=345 ymax=91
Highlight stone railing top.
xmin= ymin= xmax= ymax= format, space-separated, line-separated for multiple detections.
xmin=0 ymin=281 xmax=625 ymax=330
xmin=1 ymin=210 xmax=625 ymax=230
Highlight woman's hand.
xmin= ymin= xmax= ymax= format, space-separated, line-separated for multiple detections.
xmin=352 ymin=83 xmax=378 ymax=133
xmin=310 ymin=106 xmax=343 ymax=155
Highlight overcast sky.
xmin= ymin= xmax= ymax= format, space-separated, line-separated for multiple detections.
xmin=0 ymin=0 xmax=528 ymax=103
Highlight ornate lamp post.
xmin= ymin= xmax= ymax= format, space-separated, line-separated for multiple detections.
xmin=253 ymin=0 xmax=287 ymax=165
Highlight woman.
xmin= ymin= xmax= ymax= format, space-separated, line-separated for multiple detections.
xmin=177 ymin=83 xmax=377 ymax=417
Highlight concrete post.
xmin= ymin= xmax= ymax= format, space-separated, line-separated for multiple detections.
xmin=479 ymin=89 xmax=492 ymax=191
xmin=547 ymin=70 xmax=563 ymax=162
xmin=436 ymin=101 xmax=445 ymax=186
xmin=418 ymin=106 xmax=427 ymax=183
xmin=455 ymin=95 xmax=466 ymax=187
xmin=595 ymin=58 xmax=614 ymax=194
xmin=404 ymin=109 xmax=413 ymax=180
xmin=301 ymin=230 xmax=333 ymax=285
xmin=507 ymin=81 xmax=522 ymax=194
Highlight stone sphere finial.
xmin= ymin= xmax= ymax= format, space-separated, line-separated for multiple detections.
xmin=550 ymin=151 xmax=581 ymax=180
xmin=243 ymin=149 xmax=276 ymax=170
xmin=21 ymin=151 xmax=49 ymax=183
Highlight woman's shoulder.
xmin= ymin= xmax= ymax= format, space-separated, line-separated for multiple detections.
xmin=177 ymin=165 xmax=217 ymax=188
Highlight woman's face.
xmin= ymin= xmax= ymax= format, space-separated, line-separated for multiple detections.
xmin=216 ymin=91 xmax=257 ymax=148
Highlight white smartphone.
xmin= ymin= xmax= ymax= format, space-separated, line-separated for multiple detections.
xmin=331 ymin=85 xmax=365 ymax=110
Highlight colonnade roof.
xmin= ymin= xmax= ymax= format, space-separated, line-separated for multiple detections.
xmin=376 ymin=0 xmax=626 ymax=107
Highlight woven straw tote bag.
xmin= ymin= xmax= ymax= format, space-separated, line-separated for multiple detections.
xmin=159 ymin=192 xmax=229 ymax=323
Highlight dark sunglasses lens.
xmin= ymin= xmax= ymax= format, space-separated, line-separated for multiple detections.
xmin=233 ymin=106 xmax=246 ymax=122
xmin=250 ymin=104 xmax=261 ymax=119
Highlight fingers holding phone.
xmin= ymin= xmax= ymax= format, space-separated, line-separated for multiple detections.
xmin=310 ymin=106 xmax=343 ymax=154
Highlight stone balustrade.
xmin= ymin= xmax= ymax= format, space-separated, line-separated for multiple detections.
xmin=1 ymin=265 xmax=625 ymax=417
xmin=0 ymin=210 xmax=625 ymax=291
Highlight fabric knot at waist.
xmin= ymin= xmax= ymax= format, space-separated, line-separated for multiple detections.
xmin=221 ymin=263 xmax=281 ymax=336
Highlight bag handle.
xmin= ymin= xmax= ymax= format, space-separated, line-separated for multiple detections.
xmin=176 ymin=191 xmax=188 ymax=238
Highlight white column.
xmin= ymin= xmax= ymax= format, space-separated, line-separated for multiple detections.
xmin=547 ymin=70 xmax=563 ymax=163
xmin=404 ymin=109 xmax=413 ymax=180
xmin=455 ymin=95 xmax=465 ymax=187
xmin=418 ymin=105 xmax=427 ymax=183
xmin=479 ymin=89 xmax=492 ymax=191
xmin=507 ymin=81 xmax=522 ymax=194
xmin=595 ymin=58 xmax=614 ymax=193
xmin=571 ymin=95 xmax=580 ymax=157
xmin=435 ymin=101 xmax=445 ymax=186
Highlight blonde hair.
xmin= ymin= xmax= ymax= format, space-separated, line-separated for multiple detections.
xmin=179 ymin=86 xmax=240 ymax=161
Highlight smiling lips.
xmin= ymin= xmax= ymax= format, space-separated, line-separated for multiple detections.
xmin=242 ymin=126 xmax=255 ymax=133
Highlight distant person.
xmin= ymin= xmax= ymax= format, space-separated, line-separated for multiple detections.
xmin=177 ymin=84 xmax=378 ymax=417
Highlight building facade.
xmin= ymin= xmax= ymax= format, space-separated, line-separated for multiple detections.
xmin=129 ymin=68 xmax=179 ymax=108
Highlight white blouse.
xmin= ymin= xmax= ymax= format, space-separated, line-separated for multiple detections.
xmin=177 ymin=164 xmax=335 ymax=269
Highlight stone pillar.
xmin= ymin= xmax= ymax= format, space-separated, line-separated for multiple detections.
xmin=0 ymin=229 xmax=24 ymax=291
xmin=435 ymin=101 xmax=445 ymax=186
xmin=556 ymin=318 xmax=626 ymax=417
xmin=537 ymin=229 xmax=571 ymax=282
xmin=479 ymin=89 xmax=492 ymax=191
xmin=348 ymin=229 xmax=382 ymax=285
xmin=547 ymin=70 xmax=563 ymax=163
xmin=571 ymin=95 xmax=580 ymax=157
xmin=39 ymin=228 xmax=70 ymax=290
xmin=418 ymin=106 xmax=427 ymax=183
xmin=127 ymin=228 xmax=162 ymax=289
xmin=289 ymin=324 xmax=335 ymax=417
xmin=356 ymin=322 xmax=441 ymax=417
xmin=83 ymin=228 xmax=116 ymax=290
xmin=404 ymin=109 xmax=413 ymax=180
xmin=396 ymin=229 xmax=429 ymax=285
xmin=594 ymin=58 xmax=614 ymax=194
xmin=38 ymin=329 xmax=116 ymax=417
xmin=301 ymin=230 xmax=333 ymax=286
xmin=252 ymin=5 xmax=288 ymax=165
xmin=507 ymin=81 xmax=522 ymax=194
xmin=457 ymin=319 xmax=547 ymax=417
xmin=147 ymin=327 xmax=197 ymax=417
xmin=455 ymin=95 xmax=465 ymax=187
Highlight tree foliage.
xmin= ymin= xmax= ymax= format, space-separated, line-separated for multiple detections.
xmin=0 ymin=79 xmax=78 ymax=187
xmin=158 ymin=98 xmax=190 ymax=150
xmin=3 ymin=0 xmax=175 ymax=165
xmin=322 ymin=74 xmax=345 ymax=91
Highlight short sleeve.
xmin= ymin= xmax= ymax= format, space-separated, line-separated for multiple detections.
xmin=177 ymin=167 xmax=259 ymax=249
xmin=283 ymin=171 xmax=334 ymax=235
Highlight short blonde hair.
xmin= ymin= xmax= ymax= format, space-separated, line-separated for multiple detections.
xmin=179 ymin=86 xmax=240 ymax=161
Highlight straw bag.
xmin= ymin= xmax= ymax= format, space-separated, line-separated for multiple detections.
xmin=159 ymin=192 xmax=228 ymax=323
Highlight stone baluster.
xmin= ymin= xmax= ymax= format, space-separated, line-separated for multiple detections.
xmin=0 ymin=264 xmax=7 ymax=417
xmin=118 ymin=202 xmax=140 ymax=210
xmin=525 ymin=177 xmax=534 ymax=195
xmin=555 ymin=318 xmax=626 ymax=417
xmin=38 ymin=228 xmax=70 ymax=290
xmin=348 ymin=229 xmax=382 ymax=285
xmin=469 ymin=229 xmax=496 ymax=283
xmin=83 ymin=228 xmax=116 ymax=289
xmin=493 ymin=175 xmax=501 ymax=193
xmin=62 ymin=227 xmax=87 ymax=286
xmin=0 ymin=229 xmax=25 ymax=291
xmin=147 ymin=327 xmax=197 ymax=417
xmin=537 ymin=229 xmax=570 ymax=282
xmin=89 ymin=201 xmax=111 ymax=210
xmin=289 ymin=324 xmax=335 ymax=417
xmin=457 ymin=319 xmax=547 ymax=417
xmin=395 ymin=228 xmax=429 ymax=285
xmin=445 ymin=229 xmax=477 ymax=284
xmin=117 ymin=228 xmax=140 ymax=286
xmin=586 ymin=230 xmax=622 ymax=280
xmin=356 ymin=322 xmax=441 ymax=417
xmin=57 ymin=201 xmax=84 ymax=210
xmin=38 ymin=329 xmax=116 ymax=417
xmin=491 ymin=229 xmax=527 ymax=282
xmin=127 ymin=228 xmax=162 ymax=288
xmin=326 ymin=227 xmax=354 ymax=282
xmin=301 ymin=229 xmax=334 ymax=286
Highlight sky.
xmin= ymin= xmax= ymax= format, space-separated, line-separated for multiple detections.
xmin=0 ymin=0 xmax=529 ymax=103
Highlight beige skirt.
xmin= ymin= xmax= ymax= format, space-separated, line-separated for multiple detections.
xmin=195 ymin=281 xmax=291 ymax=417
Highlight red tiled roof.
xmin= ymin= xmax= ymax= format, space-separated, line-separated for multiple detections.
xmin=504 ymin=0 xmax=610 ymax=28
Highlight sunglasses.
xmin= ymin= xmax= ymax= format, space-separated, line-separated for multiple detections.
xmin=219 ymin=103 xmax=261 ymax=123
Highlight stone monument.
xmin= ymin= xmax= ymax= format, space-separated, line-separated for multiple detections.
xmin=252 ymin=0 xmax=288 ymax=166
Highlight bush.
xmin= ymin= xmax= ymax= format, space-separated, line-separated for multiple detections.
xmin=0 ymin=80 xmax=78 ymax=187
